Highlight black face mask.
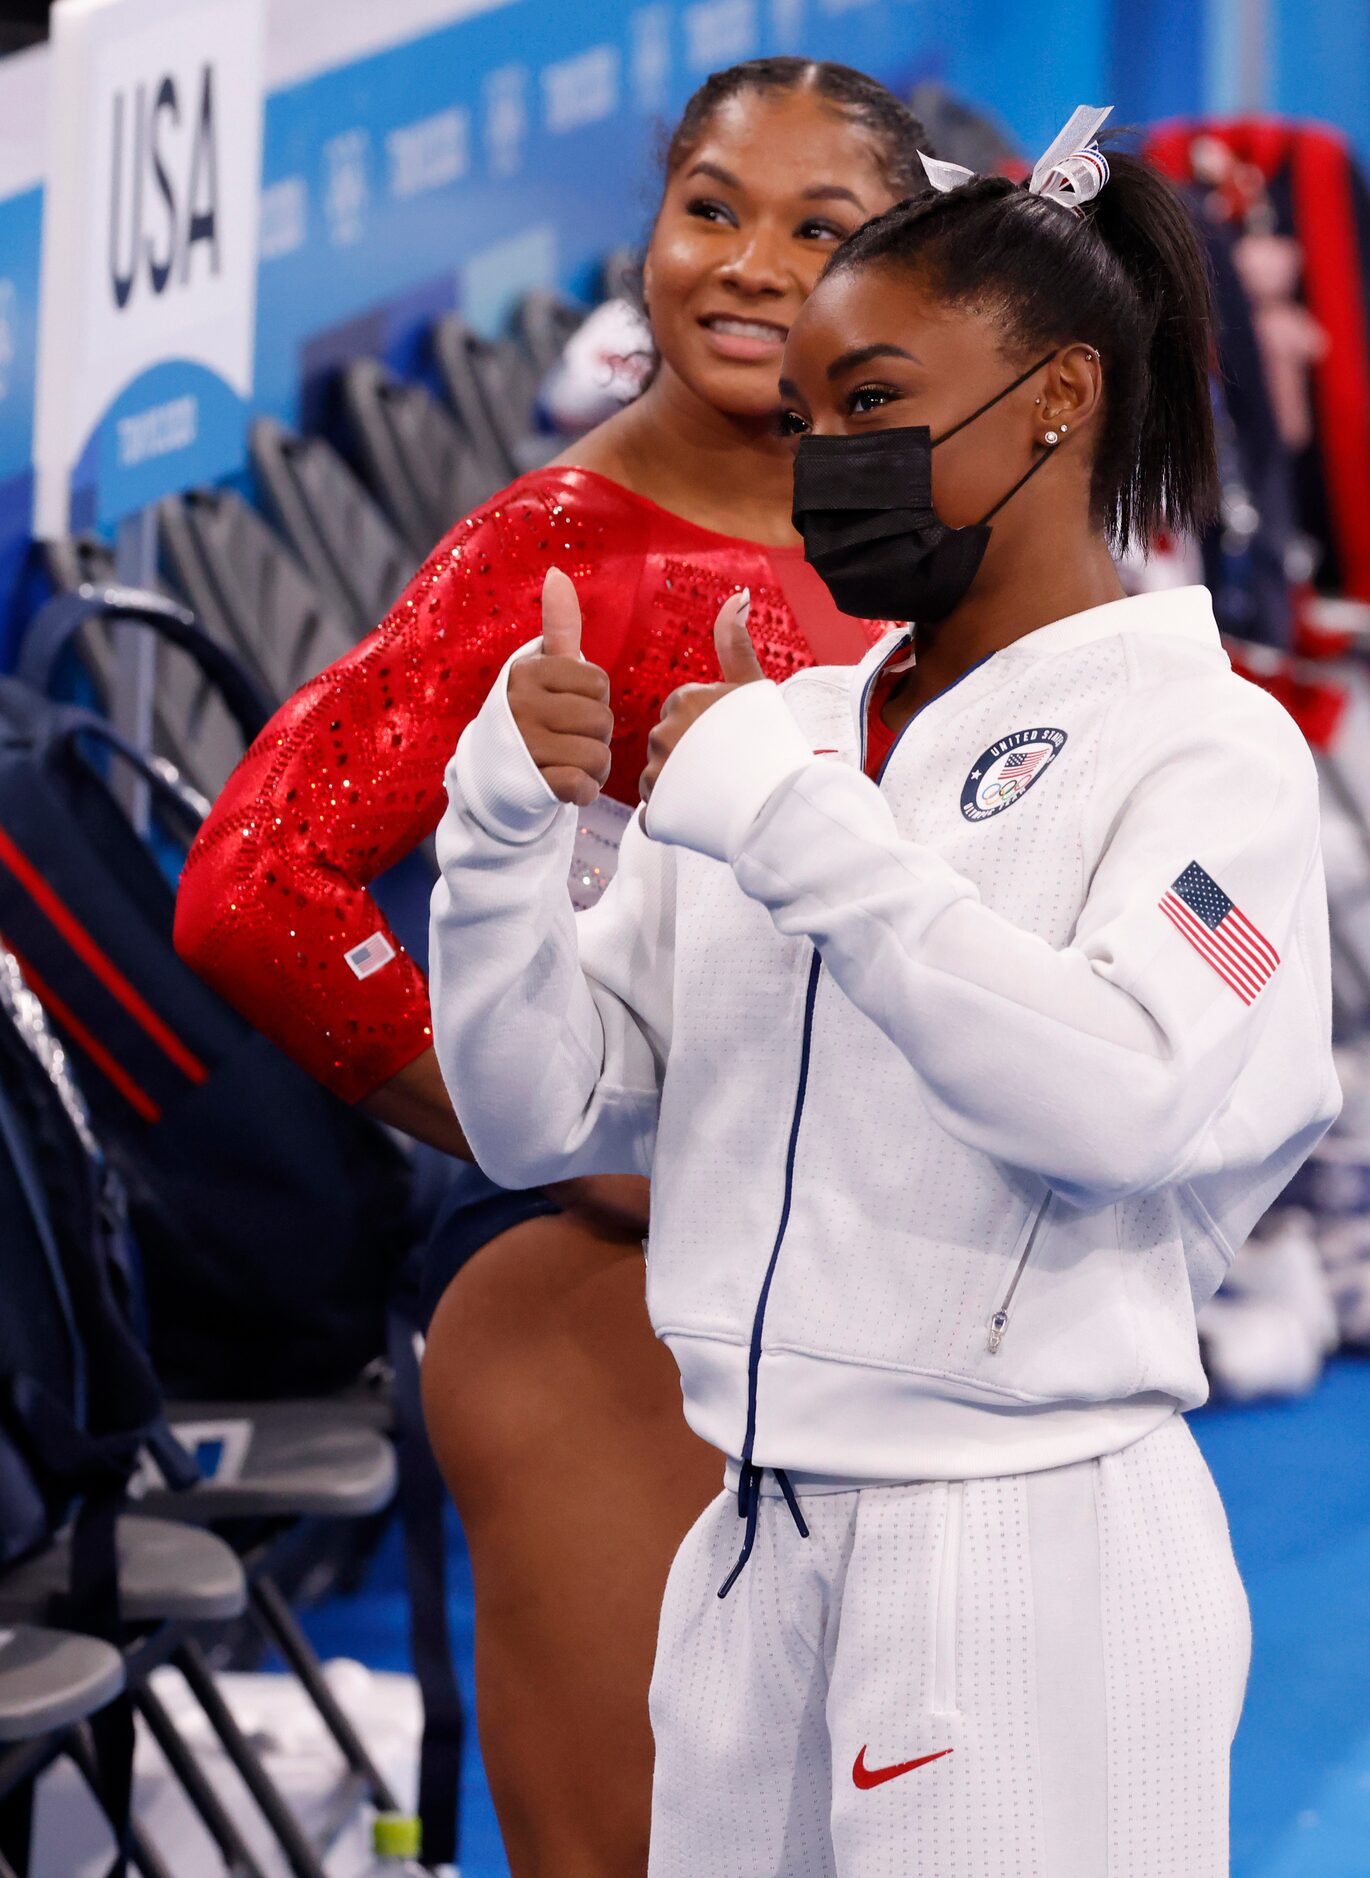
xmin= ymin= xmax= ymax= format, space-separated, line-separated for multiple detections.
xmin=791 ymin=354 xmax=1054 ymax=623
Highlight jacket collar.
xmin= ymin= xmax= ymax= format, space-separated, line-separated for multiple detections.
xmin=846 ymin=587 xmax=1222 ymax=743
xmin=992 ymin=585 xmax=1222 ymax=661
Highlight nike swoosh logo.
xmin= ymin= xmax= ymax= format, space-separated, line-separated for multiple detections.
xmin=852 ymin=1745 xmax=953 ymax=1790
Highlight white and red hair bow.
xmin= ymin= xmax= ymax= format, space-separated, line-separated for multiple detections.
xmin=920 ymin=105 xmax=1113 ymax=216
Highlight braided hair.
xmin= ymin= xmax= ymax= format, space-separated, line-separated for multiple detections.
xmin=665 ymin=57 xmax=928 ymax=200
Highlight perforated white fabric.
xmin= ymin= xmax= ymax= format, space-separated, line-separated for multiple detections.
xmin=648 ymin=1418 xmax=1248 ymax=1878
xmin=434 ymin=588 xmax=1338 ymax=1480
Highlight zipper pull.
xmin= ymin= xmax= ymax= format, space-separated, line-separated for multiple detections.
xmin=987 ymin=1309 xmax=1009 ymax=1355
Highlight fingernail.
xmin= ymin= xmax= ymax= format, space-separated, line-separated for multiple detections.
xmin=738 ymin=586 xmax=751 ymax=623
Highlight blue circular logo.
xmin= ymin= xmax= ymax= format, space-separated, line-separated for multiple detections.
xmin=960 ymin=728 xmax=1068 ymax=821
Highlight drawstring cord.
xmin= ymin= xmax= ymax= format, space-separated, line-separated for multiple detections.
xmin=719 ymin=954 xmax=823 ymax=1598
xmin=717 ymin=1461 xmax=809 ymax=1599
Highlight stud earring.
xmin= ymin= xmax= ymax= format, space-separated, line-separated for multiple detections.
xmin=1059 ymin=422 xmax=1069 ymax=433
xmin=1044 ymin=430 xmax=1060 ymax=446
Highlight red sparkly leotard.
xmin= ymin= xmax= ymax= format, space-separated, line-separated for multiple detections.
xmin=174 ymin=466 xmax=886 ymax=1104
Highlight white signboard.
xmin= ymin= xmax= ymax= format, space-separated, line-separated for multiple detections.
xmin=33 ymin=0 xmax=265 ymax=535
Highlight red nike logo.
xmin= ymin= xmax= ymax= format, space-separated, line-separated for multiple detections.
xmin=852 ymin=1745 xmax=953 ymax=1790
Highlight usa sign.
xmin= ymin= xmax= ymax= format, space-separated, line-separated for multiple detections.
xmin=33 ymin=0 xmax=266 ymax=534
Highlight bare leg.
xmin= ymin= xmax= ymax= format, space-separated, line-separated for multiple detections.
xmin=421 ymin=1209 xmax=719 ymax=1878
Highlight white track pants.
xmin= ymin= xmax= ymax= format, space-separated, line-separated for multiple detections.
xmin=647 ymin=1416 xmax=1249 ymax=1878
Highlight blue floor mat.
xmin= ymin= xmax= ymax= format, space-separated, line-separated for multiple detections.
xmin=1193 ymin=1355 xmax=1370 ymax=1877
xmin=304 ymin=1354 xmax=1370 ymax=1878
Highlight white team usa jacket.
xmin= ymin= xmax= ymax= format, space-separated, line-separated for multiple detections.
xmin=430 ymin=586 xmax=1340 ymax=1482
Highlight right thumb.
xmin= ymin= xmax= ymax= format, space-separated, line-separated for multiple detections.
xmin=541 ymin=566 xmax=583 ymax=659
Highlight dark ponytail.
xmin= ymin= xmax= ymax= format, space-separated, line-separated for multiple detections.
xmin=665 ymin=57 xmax=928 ymax=201
xmin=826 ymin=144 xmax=1220 ymax=553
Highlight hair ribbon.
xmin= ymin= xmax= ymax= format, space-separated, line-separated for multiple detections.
xmin=919 ymin=105 xmax=1114 ymax=215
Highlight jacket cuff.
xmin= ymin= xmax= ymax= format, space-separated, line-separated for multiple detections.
xmin=646 ymin=681 xmax=814 ymax=864
xmin=450 ymin=637 xmax=566 ymax=844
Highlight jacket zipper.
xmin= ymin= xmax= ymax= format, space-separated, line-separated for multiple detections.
xmin=736 ymin=950 xmax=823 ymax=1478
xmin=987 ymin=1195 xmax=1052 ymax=1353
xmin=728 ymin=637 xmax=1000 ymax=1575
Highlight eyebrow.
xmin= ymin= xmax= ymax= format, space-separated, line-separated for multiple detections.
xmin=826 ymin=342 xmax=921 ymax=380
xmin=684 ymin=164 xmax=866 ymax=213
xmin=686 ymin=161 xmax=741 ymax=188
xmin=801 ymin=183 xmax=867 ymax=209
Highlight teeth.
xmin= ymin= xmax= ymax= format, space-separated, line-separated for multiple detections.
xmin=707 ymin=319 xmax=786 ymax=341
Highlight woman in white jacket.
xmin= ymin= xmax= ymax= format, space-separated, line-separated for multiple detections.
xmin=428 ymin=112 xmax=1339 ymax=1877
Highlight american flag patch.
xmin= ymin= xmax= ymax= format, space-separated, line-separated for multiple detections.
xmin=1002 ymin=748 xmax=1047 ymax=779
xmin=1159 ymin=862 xmax=1279 ymax=1004
xmin=344 ymin=931 xmax=397 ymax=981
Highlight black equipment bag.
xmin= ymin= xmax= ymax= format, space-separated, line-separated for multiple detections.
xmin=0 ymin=944 xmax=198 ymax=1877
xmin=4 ymin=593 xmax=413 ymax=1398
xmin=0 ymin=948 xmax=172 ymax=1574
xmin=10 ymin=591 xmax=462 ymax=1864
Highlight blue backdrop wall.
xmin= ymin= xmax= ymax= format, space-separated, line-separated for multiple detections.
xmin=0 ymin=0 xmax=1365 ymax=653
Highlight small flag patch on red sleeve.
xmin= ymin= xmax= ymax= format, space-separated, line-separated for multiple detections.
xmin=1159 ymin=861 xmax=1279 ymax=1004
xmin=344 ymin=931 xmax=397 ymax=980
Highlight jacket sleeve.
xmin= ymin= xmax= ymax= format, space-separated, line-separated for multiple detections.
xmin=646 ymin=674 xmax=1338 ymax=1207
xmin=428 ymin=646 xmax=674 ymax=1189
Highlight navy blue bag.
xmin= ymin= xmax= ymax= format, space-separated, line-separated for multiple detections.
xmin=0 ymin=946 xmax=178 ymax=1574
xmin=0 ymin=946 xmax=199 ymax=1877
xmin=4 ymin=598 xmax=465 ymax=1865
xmin=0 ymin=598 xmax=414 ymax=1399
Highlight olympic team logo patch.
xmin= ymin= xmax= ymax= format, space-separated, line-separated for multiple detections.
xmin=960 ymin=728 xmax=1068 ymax=821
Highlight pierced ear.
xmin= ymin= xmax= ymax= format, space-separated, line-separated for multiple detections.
xmin=1050 ymin=342 xmax=1104 ymax=434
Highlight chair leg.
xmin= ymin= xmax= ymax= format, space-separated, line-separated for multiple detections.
xmin=63 ymin=1728 xmax=180 ymax=1878
xmin=132 ymin=1684 xmax=272 ymax=1878
xmin=173 ymin=1640 xmax=328 ymax=1878
xmin=248 ymin=1575 xmax=400 ymax=1811
xmin=0 ymin=1776 xmax=31 ymax=1878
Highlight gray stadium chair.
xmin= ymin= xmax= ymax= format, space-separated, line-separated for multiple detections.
xmin=0 ymin=1505 xmax=392 ymax=1878
xmin=0 ymin=1627 xmax=178 ymax=1878
xmin=511 ymin=287 xmax=588 ymax=377
xmin=135 ymin=1401 xmax=405 ymax=1860
xmin=37 ymin=538 xmax=248 ymax=804
xmin=250 ymin=418 xmax=416 ymax=640
xmin=340 ymin=357 xmax=493 ymax=559
xmin=0 ymin=1423 xmax=402 ymax=1876
xmin=0 ymin=1518 xmax=255 ymax=1878
xmin=0 ymin=1518 xmax=244 ymax=1630
xmin=141 ymin=1399 xmax=397 ymax=1525
xmin=158 ymin=486 xmax=357 ymax=700
xmin=432 ymin=313 xmax=555 ymax=487
xmin=0 ymin=1626 xmax=123 ymax=1745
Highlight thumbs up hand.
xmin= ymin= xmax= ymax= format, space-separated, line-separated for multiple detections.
xmin=507 ymin=568 xmax=615 ymax=808
xmin=639 ymin=589 xmax=762 ymax=811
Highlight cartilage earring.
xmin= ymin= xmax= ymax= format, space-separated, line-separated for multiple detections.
xmin=1044 ymin=430 xmax=1060 ymax=445
xmin=1059 ymin=422 xmax=1069 ymax=433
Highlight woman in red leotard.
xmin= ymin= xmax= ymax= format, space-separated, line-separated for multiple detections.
xmin=176 ymin=58 xmax=925 ymax=1876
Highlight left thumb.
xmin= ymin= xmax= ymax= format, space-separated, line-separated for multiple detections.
xmin=714 ymin=588 xmax=763 ymax=686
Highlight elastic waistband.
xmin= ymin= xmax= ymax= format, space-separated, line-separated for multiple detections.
xmin=672 ymin=1333 xmax=1184 ymax=1482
